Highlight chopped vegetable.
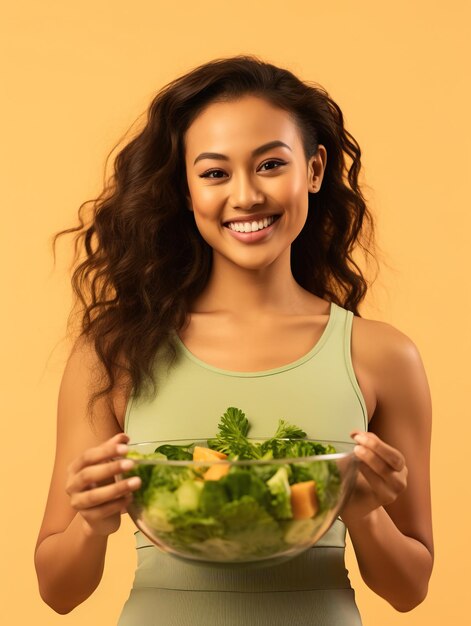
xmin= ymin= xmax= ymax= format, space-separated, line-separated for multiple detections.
xmin=125 ymin=406 xmax=342 ymax=560
xmin=154 ymin=443 xmax=193 ymax=460
xmin=193 ymin=446 xmax=228 ymax=461
xmin=206 ymin=407 xmax=262 ymax=459
xmin=290 ymin=481 xmax=319 ymax=519
xmin=283 ymin=518 xmax=317 ymax=545
xmin=203 ymin=463 xmax=230 ymax=480
xmin=266 ymin=466 xmax=293 ymax=519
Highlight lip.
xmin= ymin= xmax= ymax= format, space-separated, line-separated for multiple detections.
xmin=224 ymin=214 xmax=281 ymax=243
xmin=223 ymin=213 xmax=281 ymax=226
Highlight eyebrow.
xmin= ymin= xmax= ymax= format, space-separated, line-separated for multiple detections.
xmin=193 ymin=140 xmax=292 ymax=166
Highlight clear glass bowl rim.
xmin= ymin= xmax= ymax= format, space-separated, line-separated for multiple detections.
xmin=124 ymin=437 xmax=357 ymax=467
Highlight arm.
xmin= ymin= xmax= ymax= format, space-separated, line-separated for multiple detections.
xmin=34 ymin=338 xmax=139 ymax=614
xmin=342 ymin=323 xmax=433 ymax=611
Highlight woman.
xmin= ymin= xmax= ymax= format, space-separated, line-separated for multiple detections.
xmin=35 ymin=55 xmax=433 ymax=625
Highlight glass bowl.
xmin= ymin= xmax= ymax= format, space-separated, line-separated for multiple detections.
xmin=117 ymin=438 xmax=358 ymax=568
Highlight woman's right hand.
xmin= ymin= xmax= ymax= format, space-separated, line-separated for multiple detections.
xmin=65 ymin=432 xmax=142 ymax=537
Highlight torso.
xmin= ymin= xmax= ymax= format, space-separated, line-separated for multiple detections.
xmin=174 ymin=300 xmax=378 ymax=423
xmin=112 ymin=297 xmax=383 ymax=429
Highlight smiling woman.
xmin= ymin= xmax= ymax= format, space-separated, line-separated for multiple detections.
xmin=184 ymin=96 xmax=327 ymax=262
xmin=36 ymin=54 xmax=432 ymax=626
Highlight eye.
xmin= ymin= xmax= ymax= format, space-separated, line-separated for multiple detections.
xmin=259 ymin=159 xmax=286 ymax=171
xmin=199 ymin=169 xmax=226 ymax=179
xmin=199 ymin=159 xmax=286 ymax=180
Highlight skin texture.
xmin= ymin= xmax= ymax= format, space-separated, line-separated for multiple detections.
xmin=35 ymin=95 xmax=433 ymax=615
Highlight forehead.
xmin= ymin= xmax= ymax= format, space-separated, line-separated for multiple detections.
xmin=184 ymin=96 xmax=302 ymax=155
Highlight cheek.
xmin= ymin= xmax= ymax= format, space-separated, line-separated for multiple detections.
xmin=277 ymin=175 xmax=309 ymax=214
xmin=191 ymin=203 xmax=223 ymax=241
xmin=190 ymin=188 xmax=223 ymax=221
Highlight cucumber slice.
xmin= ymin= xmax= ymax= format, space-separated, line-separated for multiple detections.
xmin=190 ymin=537 xmax=242 ymax=560
xmin=176 ymin=480 xmax=204 ymax=511
xmin=142 ymin=507 xmax=174 ymax=532
xmin=283 ymin=518 xmax=316 ymax=545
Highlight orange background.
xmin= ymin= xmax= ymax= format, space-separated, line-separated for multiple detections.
xmin=1 ymin=1 xmax=469 ymax=624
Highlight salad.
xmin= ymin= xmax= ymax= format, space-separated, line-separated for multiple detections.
xmin=123 ymin=407 xmax=343 ymax=561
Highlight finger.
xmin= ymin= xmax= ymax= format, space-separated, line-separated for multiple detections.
xmin=357 ymin=461 xmax=397 ymax=505
xmin=353 ymin=444 xmax=391 ymax=477
xmin=351 ymin=432 xmax=405 ymax=472
xmin=357 ymin=460 xmax=407 ymax=504
xmin=68 ymin=433 xmax=130 ymax=474
xmin=68 ymin=457 xmax=135 ymax=494
xmin=120 ymin=494 xmax=134 ymax=514
xmin=82 ymin=494 xmax=133 ymax=522
xmin=70 ymin=475 xmax=141 ymax=510
xmin=71 ymin=476 xmax=140 ymax=511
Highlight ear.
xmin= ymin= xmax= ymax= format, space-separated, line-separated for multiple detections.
xmin=307 ymin=145 xmax=327 ymax=193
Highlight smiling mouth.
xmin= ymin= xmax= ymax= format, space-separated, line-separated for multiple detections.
xmin=223 ymin=214 xmax=281 ymax=232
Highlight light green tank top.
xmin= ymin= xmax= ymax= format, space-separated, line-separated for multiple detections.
xmin=119 ymin=302 xmax=367 ymax=625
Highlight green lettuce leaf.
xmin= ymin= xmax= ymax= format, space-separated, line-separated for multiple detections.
xmin=167 ymin=511 xmax=224 ymax=545
xmin=266 ymin=466 xmax=293 ymax=519
xmin=219 ymin=496 xmax=284 ymax=555
xmin=154 ymin=443 xmax=194 ymax=460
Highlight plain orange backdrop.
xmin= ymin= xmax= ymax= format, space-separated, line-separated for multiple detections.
xmin=1 ymin=1 xmax=470 ymax=624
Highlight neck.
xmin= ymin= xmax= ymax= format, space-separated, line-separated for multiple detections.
xmin=191 ymin=248 xmax=316 ymax=321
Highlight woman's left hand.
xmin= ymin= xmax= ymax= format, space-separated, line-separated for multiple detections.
xmin=341 ymin=430 xmax=408 ymax=525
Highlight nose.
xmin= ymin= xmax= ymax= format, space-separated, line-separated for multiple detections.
xmin=228 ymin=172 xmax=265 ymax=210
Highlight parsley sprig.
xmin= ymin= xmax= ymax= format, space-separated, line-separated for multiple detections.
xmin=206 ymin=407 xmax=261 ymax=459
xmin=207 ymin=407 xmax=308 ymax=460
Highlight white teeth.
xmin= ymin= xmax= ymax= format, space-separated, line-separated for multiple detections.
xmin=228 ymin=215 xmax=277 ymax=232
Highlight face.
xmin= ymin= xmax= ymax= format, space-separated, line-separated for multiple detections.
xmin=184 ymin=95 xmax=327 ymax=271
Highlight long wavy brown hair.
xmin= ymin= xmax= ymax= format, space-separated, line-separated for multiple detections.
xmin=52 ymin=54 xmax=378 ymax=418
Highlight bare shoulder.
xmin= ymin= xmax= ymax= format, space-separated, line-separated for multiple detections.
xmin=351 ymin=314 xmax=430 ymax=415
xmin=352 ymin=315 xmax=423 ymax=371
